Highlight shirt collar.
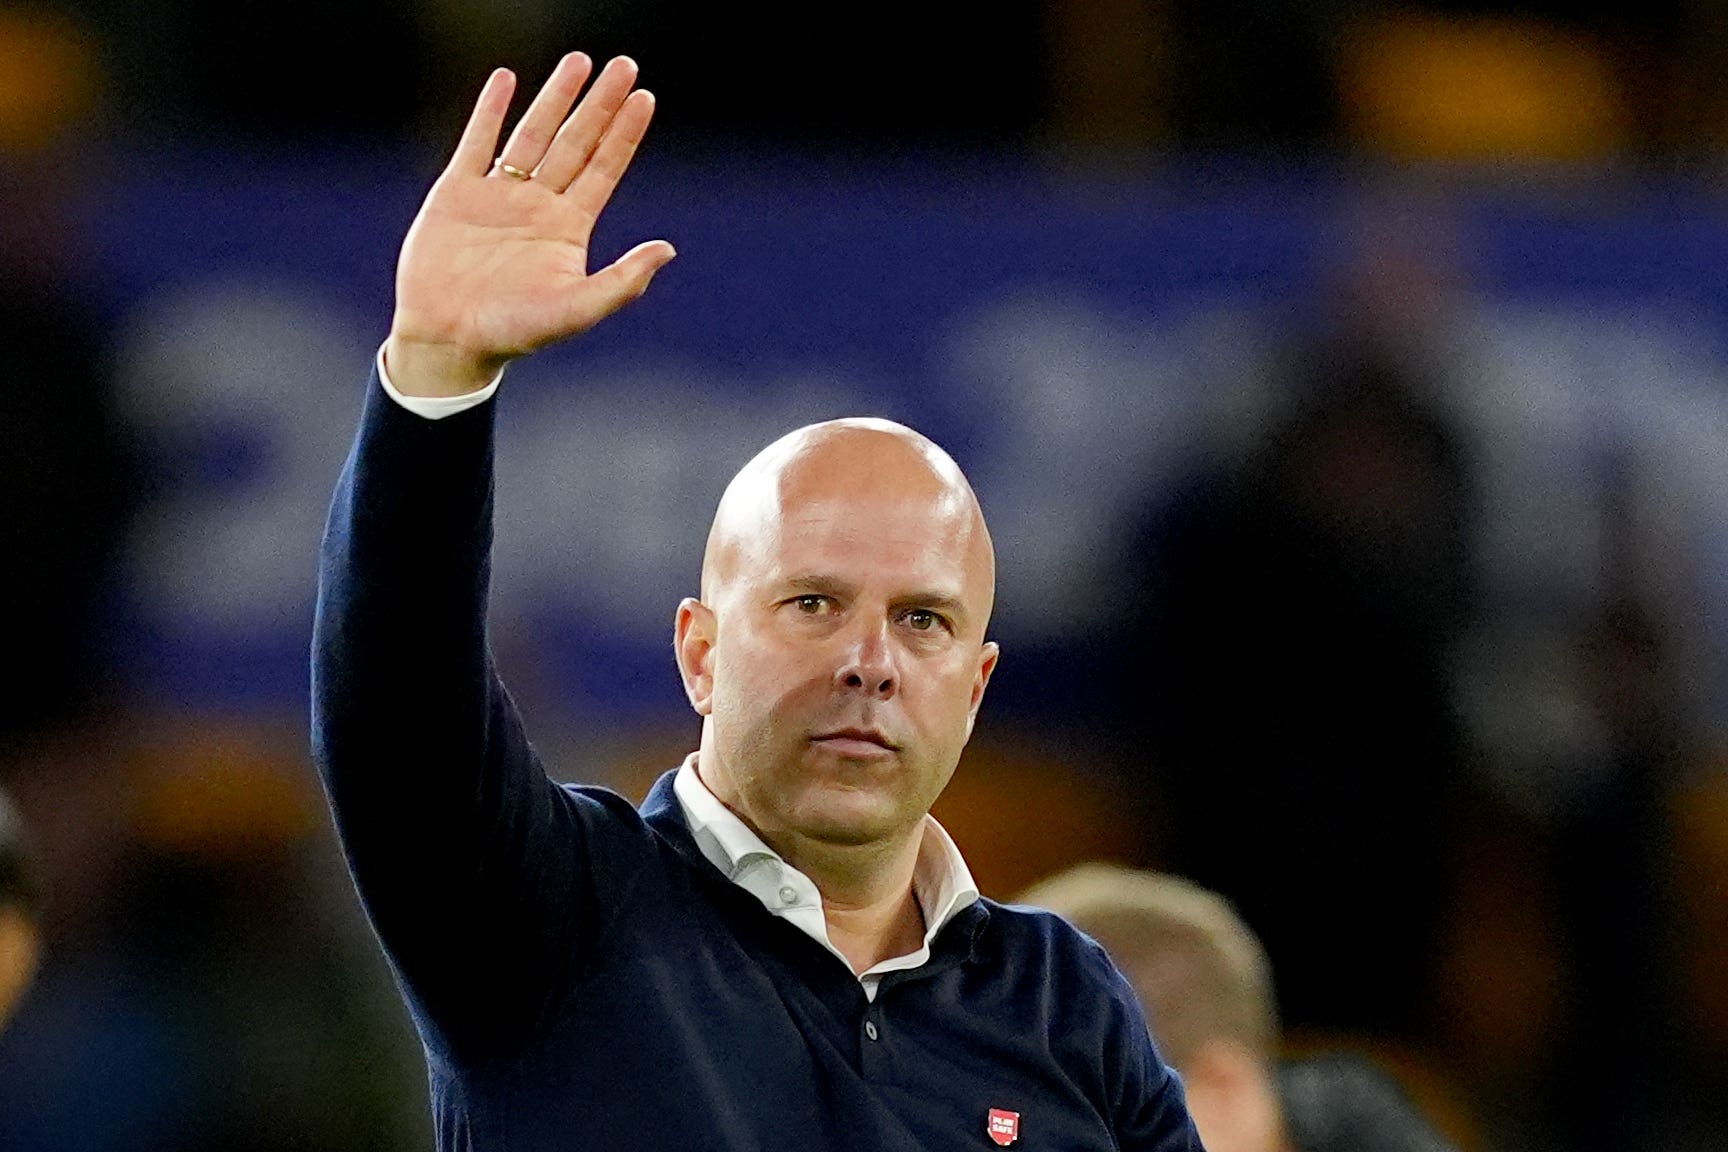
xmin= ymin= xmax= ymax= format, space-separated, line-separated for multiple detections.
xmin=671 ymin=753 xmax=980 ymax=945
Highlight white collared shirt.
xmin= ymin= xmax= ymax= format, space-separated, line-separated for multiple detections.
xmin=674 ymin=755 xmax=979 ymax=1002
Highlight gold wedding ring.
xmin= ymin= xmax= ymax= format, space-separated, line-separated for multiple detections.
xmin=494 ymin=159 xmax=532 ymax=181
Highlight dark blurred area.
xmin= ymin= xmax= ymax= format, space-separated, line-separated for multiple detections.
xmin=38 ymin=0 xmax=1728 ymax=159
xmin=2 ymin=2 xmax=1727 ymax=1150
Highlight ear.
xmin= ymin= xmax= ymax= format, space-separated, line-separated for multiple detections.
xmin=1187 ymin=1038 xmax=1261 ymax=1092
xmin=964 ymin=640 xmax=1000 ymax=738
xmin=674 ymin=597 xmax=718 ymax=716
xmin=1181 ymin=1039 xmax=1287 ymax=1152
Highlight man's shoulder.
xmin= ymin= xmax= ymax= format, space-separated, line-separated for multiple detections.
xmin=984 ymin=896 xmax=1113 ymax=954
xmin=970 ymin=898 xmax=1171 ymax=1110
xmin=978 ymin=897 xmax=1141 ymax=1007
xmin=548 ymin=769 xmax=718 ymax=887
xmin=549 ymin=771 xmax=693 ymax=855
xmin=552 ymin=779 xmax=654 ymax=819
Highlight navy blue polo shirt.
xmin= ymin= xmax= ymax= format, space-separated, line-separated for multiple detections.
xmin=311 ymin=369 xmax=1202 ymax=1150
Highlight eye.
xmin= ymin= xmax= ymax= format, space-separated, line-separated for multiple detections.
xmin=792 ymin=594 xmax=830 ymax=614
xmin=904 ymin=609 xmax=941 ymax=632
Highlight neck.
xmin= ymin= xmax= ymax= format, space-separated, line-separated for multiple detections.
xmin=792 ymin=830 xmax=928 ymax=975
xmin=696 ymin=756 xmax=929 ymax=974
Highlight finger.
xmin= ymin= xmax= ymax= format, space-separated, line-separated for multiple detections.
xmin=563 ymin=239 xmax=677 ymax=331
xmin=494 ymin=52 xmax=593 ymax=177
xmin=535 ymin=55 xmax=641 ymax=193
xmin=565 ymin=89 xmax=657 ymax=222
xmin=449 ymin=69 xmax=517 ymax=179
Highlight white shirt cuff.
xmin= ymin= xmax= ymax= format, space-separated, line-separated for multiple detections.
xmin=376 ymin=343 xmax=503 ymax=420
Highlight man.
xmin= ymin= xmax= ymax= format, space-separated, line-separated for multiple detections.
xmin=311 ymin=53 xmax=1200 ymax=1150
xmin=1019 ymin=865 xmax=1457 ymax=1152
xmin=0 ymin=788 xmax=42 ymax=1034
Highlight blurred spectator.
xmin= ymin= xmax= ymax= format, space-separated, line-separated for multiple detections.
xmin=1019 ymin=864 xmax=1461 ymax=1152
xmin=1108 ymin=327 xmax=1474 ymax=1045
xmin=1530 ymin=524 xmax=1694 ymax=1151
xmin=0 ymin=789 xmax=42 ymax=1033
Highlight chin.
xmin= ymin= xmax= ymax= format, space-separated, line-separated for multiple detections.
xmin=785 ymin=788 xmax=908 ymax=847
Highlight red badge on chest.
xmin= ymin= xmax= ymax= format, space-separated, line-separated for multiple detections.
xmin=986 ymin=1107 xmax=1020 ymax=1146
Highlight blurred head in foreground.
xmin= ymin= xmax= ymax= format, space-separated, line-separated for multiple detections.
xmin=1021 ymin=865 xmax=1459 ymax=1152
xmin=1020 ymin=864 xmax=1282 ymax=1152
xmin=0 ymin=788 xmax=42 ymax=1031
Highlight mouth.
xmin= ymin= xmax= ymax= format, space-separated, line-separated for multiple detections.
xmin=809 ymin=728 xmax=899 ymax=757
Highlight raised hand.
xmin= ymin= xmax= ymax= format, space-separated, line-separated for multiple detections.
xmin=385 ymin=54 xmax=677 ymax=397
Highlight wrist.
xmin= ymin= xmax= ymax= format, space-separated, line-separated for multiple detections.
xmin=382 ymin=332 xmax=508 ymax=398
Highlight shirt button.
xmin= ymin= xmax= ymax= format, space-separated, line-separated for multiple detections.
xmin=864 ymin=1020 xmax=879 ymax=1041
xmin=777 ymin=885 xmax=798 ymax=906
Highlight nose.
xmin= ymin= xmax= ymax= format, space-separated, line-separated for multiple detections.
xmin=835 ymin=619 xmax=898 ymax=700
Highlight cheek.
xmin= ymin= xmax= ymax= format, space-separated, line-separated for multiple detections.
xmin=710 ymin=636 xmax=819 ymax=736
xmin=919 ymin=657 xmax=985 ymax=725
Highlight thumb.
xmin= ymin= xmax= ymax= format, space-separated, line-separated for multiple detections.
xmin=570 ymin=240 xmax=677 ymax=329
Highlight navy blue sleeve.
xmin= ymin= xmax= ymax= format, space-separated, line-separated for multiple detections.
xmin=310 ymin=369 xmax=656 ymax=1063
xmin=1110 ymin=969 xmax=1207 ymax=1151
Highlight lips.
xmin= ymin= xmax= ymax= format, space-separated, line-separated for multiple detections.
xmin=810 ymin=727 xmax=898 ymax=753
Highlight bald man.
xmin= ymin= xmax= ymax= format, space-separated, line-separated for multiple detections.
xmin=312 ymin=55 xmax=1200 ymax=1152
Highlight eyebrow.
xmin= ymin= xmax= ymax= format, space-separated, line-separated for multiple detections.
xmin=780 ymin=575 xmax=970 ymax=626
xmin=783 ymin=574 xmax=857 ymax=599
xmin=889 ymin=592 xmax=969 ymax=625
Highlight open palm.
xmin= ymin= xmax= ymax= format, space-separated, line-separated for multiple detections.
xmin=388 ymin=54 xmax=676 ymax=395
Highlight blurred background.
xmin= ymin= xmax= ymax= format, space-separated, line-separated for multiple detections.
xmin=0 ymin=1 xmax=1726 ymax=1148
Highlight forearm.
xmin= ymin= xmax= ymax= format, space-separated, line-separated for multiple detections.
xmin=312 ymin=366 xmax=498 ymax=804
xmin=313 ymin=368 xmax=634 ymax=1059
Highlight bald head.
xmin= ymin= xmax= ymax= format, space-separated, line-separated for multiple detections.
xmin=702 ymin=418 xmax=995 ymax=624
